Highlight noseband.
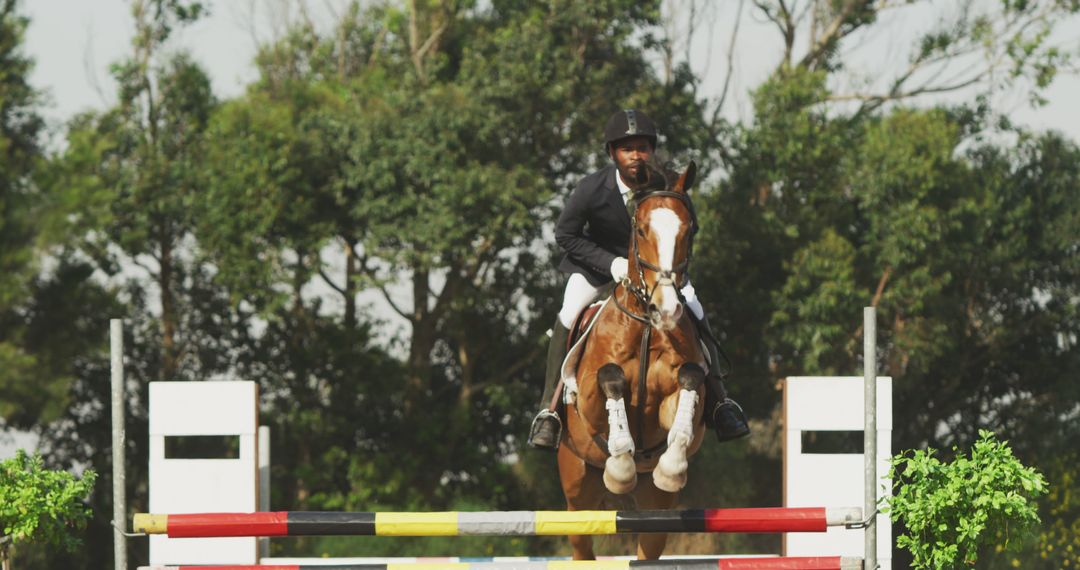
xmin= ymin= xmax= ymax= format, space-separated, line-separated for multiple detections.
xmin=614 ymin=190 xmax=696 ymax=325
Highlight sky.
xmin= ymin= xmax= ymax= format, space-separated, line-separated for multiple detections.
xmin=21 ymin=0 xmax=1080 ymax=142
xmin=6 ymin=0 xmax=1080 ymax=457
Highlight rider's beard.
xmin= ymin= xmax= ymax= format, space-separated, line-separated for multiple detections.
xmin=626 ymin=161 xmax=647 ymax=185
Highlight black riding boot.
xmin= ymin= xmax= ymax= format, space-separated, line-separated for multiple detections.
xmin=528 ymin=320 xmax=571 ymax=450
xmin=692 ymin=314 xmax=751 ymax=443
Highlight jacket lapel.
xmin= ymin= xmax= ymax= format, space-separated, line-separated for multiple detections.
xmin=604 ymin=166 xmax=632 ymax=232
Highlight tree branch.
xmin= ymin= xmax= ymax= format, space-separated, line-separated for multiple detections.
xmin=799 ymin=0 xmax=862 ymax=69
xmin=871 ymin=266 xmax=893 ymax=307
xmin=356 ymin=255 xmax=411 ymax=321
xmin=715 ymin=0 xmax=745 ymax=114
xmin=367 ymin=25 xmax=389 ymax=69
xmin=407 ymin=0 xmax=448 ymax=80
xmin=415 ymin=21 xmax=448 ymax=65
xmin=318 ymin=267 xmax=346 ymax=296
xmin=849 ymin=266 xmax=894 ymax=350
xmin=753 ymin=0 xmax=792 ymax=52
xmin=377 ymin=281 xmax=412 ymax=321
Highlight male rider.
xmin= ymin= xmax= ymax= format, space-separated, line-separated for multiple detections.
xmin=527 ymin=109 xmax=750 ymax=450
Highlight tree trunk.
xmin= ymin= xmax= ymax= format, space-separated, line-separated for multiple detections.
xmin=457 ymin=335 xmax=474 ymax=409
xmin=343 ymin=240 xmax=357 ymax=330
xmin=295 ymin=439 xmax=311 ymax=505
xmin=160 ymin=234 xmax=177 ymax=381
xmin=406 ymin=265 xmax=435 ymax=412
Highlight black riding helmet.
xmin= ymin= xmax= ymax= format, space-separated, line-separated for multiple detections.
xmin=604 ymin=109 xmax=658 ymax=150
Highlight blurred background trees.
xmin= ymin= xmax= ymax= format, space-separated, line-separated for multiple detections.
xmin=0 ymin=0 xmax=1077 ymax=567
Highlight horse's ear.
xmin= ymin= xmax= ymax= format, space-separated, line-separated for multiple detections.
xmin=675 ymin=161 xmax=697 ymax=193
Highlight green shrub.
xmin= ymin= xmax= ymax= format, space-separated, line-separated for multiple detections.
xmin=0 ymin=450 xmax=96 ymax=566
xmin=885 ymin=430 xmax=1047 ymax=569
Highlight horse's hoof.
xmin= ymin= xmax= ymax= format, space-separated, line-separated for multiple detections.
xmin=653 ymin=452 xmax=688 ymax=492
xmin=604 ymin=469 xmax=637 ymax=494
xmin=652 ymin=469 xmax=686 ymax=493
xmin=603 ymin=455 xmax=637 ymax=494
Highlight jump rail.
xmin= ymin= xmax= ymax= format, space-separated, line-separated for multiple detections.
xmin=137 ymin=556 xmax=865 ymax=569
xmin=134 ymin=507 xmax=861 ymax=538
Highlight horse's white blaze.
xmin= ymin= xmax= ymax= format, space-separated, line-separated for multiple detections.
xmin=649 ymin=208 xmax=682 ymax=322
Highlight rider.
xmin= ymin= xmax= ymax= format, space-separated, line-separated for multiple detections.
xmin=528 ymin=109 xmax=750 ymax=451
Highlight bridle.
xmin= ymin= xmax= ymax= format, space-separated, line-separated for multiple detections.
xmin=613 ymin=189 xmax=697 ymax=325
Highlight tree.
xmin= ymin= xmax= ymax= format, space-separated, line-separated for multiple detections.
xmin=681 ymin=1 xmax=1080 ymax=563
xmin=59 ymin=0 xmax=213 ymax=382
xmin=33 ymin=3 xmax=257 ymax=568
xmin=0 ymin=0 xmax=53 ymax=425
xmin=195 ymin=0 xmax=717 ymax=516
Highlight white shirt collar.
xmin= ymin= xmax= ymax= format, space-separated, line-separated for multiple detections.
xmin=615 ymin=170 xmax=632 ymax=204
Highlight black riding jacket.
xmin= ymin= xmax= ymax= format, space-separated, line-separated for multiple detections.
xmin=555 ymin=165 xmax=632 ymax=286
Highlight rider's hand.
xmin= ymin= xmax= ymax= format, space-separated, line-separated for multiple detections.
xmin=610 ymin=257 xmax=629 ymax=282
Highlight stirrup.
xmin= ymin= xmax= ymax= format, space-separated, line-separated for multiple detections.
xmin=528 ymin=409 xmax=562 ymax=451
xmin=712 ymin=398 xmax=751 ymax=443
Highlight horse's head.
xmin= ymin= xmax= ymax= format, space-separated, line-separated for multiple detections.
xmin=627 ymin=159 xmax=698 ymax=331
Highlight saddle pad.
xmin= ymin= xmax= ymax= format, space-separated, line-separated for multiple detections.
xmin=560 ymin=297 xmax=612 ymax=404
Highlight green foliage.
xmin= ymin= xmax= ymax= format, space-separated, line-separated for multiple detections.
xmin=0 ymin=0 xmax=43 ymax=414
xmin=886 ymin=430 xmax=1048 ymax=569
xmin=195 ymin=0 xmax=705 ymax=516
xmin=1031 ymin=451 xmax=1080 ymax=569
xmin=0 ymin=0 xmax=113 ymax=429
xmin=0 ymin=450 xmax=96 ymax=561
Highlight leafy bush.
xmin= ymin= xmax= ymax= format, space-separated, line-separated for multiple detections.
xmin=1033 ymin=451 xmax=1080 ymax=569
xmin=0 ymin=450 xmax=96 ymax=566
xmin=885 ymin=430 xmax=1048 ymax=569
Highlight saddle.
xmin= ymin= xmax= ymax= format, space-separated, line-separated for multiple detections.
xmin=569 ymin=302 xmax=604 ymax=351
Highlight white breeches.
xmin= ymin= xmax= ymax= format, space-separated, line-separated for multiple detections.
xmin=557 ymin=273 xmax=703 ymax=329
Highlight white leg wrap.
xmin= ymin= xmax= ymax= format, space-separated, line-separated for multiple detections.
xmin=606 ymin=398 xmax=635 ymax=456
xmin=667 ymin=388 xmax=698 ymax=447
xmin=654 ymin=389 xmax=697 ymax=493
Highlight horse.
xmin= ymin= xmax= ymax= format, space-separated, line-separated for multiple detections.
xmin=556 ymin=160 xmax=707 ymax=560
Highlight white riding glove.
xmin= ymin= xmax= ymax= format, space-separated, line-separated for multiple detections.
xmin=610 ymin=257 xmax=629 ymax=282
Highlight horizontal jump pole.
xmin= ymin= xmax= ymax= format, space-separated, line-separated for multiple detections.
xmin=134 ymin=507 xmax=860 ymax=538
xmin=137 ymin=556 xmax=864 ymax=569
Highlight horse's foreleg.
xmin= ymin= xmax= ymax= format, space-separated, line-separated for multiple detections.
xmin=653 ymin=363 xmax=704 ymax=493
xmin=597 ymin=363 xmax=637 ymax=494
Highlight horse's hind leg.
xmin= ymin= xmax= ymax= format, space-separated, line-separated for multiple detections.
xmin=653 ymin=363 xmax=704 ymax=493
xmin=557 ymin=443 xmax=605 ymax=560
xmin=634 ymin=472 xmax=678 ymax=560
xmin=597 ymin=363 xmax=637 ymax=494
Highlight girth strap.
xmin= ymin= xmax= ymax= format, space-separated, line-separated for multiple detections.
xmin=636 ymin=325 xmax=651 ymax=454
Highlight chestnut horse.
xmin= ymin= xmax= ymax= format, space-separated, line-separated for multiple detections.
xmin=557 ymin=160 xmax=707 ymax=560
